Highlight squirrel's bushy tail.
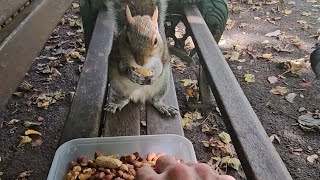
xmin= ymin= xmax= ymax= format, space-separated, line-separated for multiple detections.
xmin=105 ymin=0 xmax=167 ymax=30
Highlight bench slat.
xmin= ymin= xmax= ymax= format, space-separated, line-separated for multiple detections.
xmin=59 ymin=10 xmax=114 ymax=145
xmin=146 ymin=71 xmax=184 ymax=136
xmin=0 ymin=0 xmax=73 ymax=109
xmin=103 ymin=102 xmax=140 ymax=136
xmin=0 ymin=0 xmax=29 ymax=25
xmin=184 ymin=5 xmax=292 ymax=180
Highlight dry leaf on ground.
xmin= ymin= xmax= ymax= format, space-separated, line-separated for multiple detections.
xmin=219 ymin=132 xmax=231 ymax=144
xmin=270 ymin=86 xmax=288 ymax=95
xmin=269 ymin=134 xmax=281 ymax=143
xmin=307 ymin=154 xmax=318 ymax=163
xmin=18 ymin=136 xmax=32 ymax=147
xmin=267 ymin=76 xmax=278 ymax=84
xmin=285 ymin=93 xmax=297 ymax=103
xmin=244 ymin=74 xmax=255 ymax=83
xmin=25 ymin=129 xmax=42 ymax=136
xmin=265 ymin=30 xmax=281 ymax=37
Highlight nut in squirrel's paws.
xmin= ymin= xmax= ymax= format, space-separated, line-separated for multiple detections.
xmin=154 ymin=103 xmax=179 ymax=117
xmin=128 ymin=67 xmax=153 ymax=85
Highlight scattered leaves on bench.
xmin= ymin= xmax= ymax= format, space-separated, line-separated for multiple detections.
xmin=36 ymin=90 xmax=65 ymax=109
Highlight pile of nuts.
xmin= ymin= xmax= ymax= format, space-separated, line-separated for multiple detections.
xmin=65 ymin=152 xmax=182 ymax=180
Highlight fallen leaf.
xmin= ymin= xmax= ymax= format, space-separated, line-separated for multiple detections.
xmin=7 ymin=119 xmax=20 ymax=125
xmin=273 ymin=44 xmax=294 ymax=52
xmin=181 ymin=111 xmax=202 ymax=129
xmin=283 ymin=9 xmax=292 ymax=15
xmin=285 ymin=93 xmax=297 ymax=103
xmin=298 ymin=114 xmax=320 ymax=132
xmin=261 ymin=53 xmax=274 ymax=60
xmin=25 ymin=129 xmax=42 ymax=136
xmin=201 ymin=124 xmax=218 ymax=133
xmin=226 ymin=19 xmax=235 ymax=30
xmin=244 ymin=74 xmax=255 ymax=83
xmin=270 ymin=86 xmax=288 ymax=95
xmin=280 ymin=58 xmax=310 ymax=75
xmin=18 ymin=136 xmax=32 ymax=147
xmin=13 ymin=92 xmax=24 ymax=97
xmin=180 ymin=79 xmax=197 ymax=87
xmin=265 ymin=30 xmax=281 ymax=37
xmin=307 ymin=154 xmax=318 ymax=163
xmin=299 ymin=82 xmax=312 ymax=87
xmin=267 ymin=76 xmax=278 ymax=84
xmin=254 ymin=17 xmax=261 ymax=20
xmin=229 ymin=51 xmax=240 ymax=61
xmin=261 ymin=40 xmax=270 ymax=44
xmin=19 ymin=81 xmax=33 ymax=91
xmin=17 ymin=170 xmax=32 ymax=179
xmin=23 ymin=121 xmax=43 ymax=127
xmin=298 ymin=107 xmax=306 ymax=112
xmin=31 ymin=138 xmax=43 ymax=147
xmin=219 ymin=132 xmax=231 ymax=144
xmin=269 ymin=134 xmax=281 ymax=143
xmin=228 ymin=158 xmax=241 ymax=171
xmin=72 ymin=2 xmax=80 ymax=8
xmin=301 ymin=12 xmax=311 ymax=16
xmin=69 ymin=51 xmax=82 ymax=59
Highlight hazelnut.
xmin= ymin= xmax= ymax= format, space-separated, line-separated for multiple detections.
xmin=69 ymin=160 xmax=79 ymax=170
xmin=147 ymin=153 xmax=156 ymax=161
xmin=125 ymin=154 xmax=136 ymax=164
xmin=77 ymin=156 xmax=89 ymax=166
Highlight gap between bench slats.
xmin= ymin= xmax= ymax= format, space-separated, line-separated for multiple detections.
xmin=59 ymin=10 xmax=114 ymax=145
xmin=184 ymin=5 xmax=292 ymax=180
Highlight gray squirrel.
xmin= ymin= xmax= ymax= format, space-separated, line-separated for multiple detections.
xmin=310 ymin=43 xmax=320 ymax=81
xmin=104 ymin=0 xmax=179 ymax=116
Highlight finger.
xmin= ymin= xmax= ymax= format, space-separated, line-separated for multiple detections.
xmin=135 ymin=166 xmax=158 ymax=180
xmin=155 ymin=155 xmax=179 ymax=174
xmin=189 ymin=163 xmax=236 ymax=180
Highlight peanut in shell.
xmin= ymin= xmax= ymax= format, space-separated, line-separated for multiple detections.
xmin=95 ymin=156 xmax=123 ymax=169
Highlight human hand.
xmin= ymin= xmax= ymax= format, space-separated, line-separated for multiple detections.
xmin=135 ymin=155 xmax=235 ymax=180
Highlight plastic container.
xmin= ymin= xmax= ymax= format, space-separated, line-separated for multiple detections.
xmin=47 ymin=134 xmax=197 ymax=180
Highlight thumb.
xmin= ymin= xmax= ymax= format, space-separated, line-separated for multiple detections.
xmin=155 ymin=155 xmax=179 ymax=174
xmin=135 ymin=166 xmax=158 ymax=180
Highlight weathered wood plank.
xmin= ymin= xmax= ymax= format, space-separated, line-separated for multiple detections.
xmin=184 ymin=5 xmax=292 ymax=180
xmin=0 ymin=0 xmax=29 ymax=25
xmin=0 ymin=0 xmax=73 ymax=109
xmin=146 ymin=71 xmax=184 ymax=136
xmin=103 ymin=102 xmax=140 ymax=136
xmin=59 ymin=10 xmax=115 ymax=145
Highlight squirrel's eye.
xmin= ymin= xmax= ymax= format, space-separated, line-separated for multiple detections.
xmin=154 ymin=38 xmax=157 ymax=45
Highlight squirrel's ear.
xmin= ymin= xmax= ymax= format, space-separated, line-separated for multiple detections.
xmin=126 ymin=5 xmax=133 ymax=24
xmin=151 ymin=6 xmax=158 ymax=24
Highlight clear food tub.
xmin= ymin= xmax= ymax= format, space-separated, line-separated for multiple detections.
xmin=47 ymin=134 xmax=197 ymax=180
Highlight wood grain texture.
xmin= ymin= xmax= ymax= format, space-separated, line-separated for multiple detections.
xmin=184 ymin=5 xmax=292 ymax=180
xmin=0 ymin=0 xmax=29 ymax=25
xmin=146 ymin=70 xmax=184 ymax=136
xmin=103 ymin=102 xmax=140 ymax=136
xmin=0 ymin=0 xmax=73 ymax=109
xmin=59 ymin=10 xmax=114 ymax=145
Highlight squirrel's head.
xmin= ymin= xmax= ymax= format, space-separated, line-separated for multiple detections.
xmin=125 ymin=5 xmax=163 ymax=66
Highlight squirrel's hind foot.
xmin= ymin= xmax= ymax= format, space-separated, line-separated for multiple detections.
xmin=104 ymin=99 xmax=130 ymax=113
xmin=152 ymin=101 xmax=179 ymax=117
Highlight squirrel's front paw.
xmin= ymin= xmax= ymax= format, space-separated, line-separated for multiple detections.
xmin=153 ymin=102 xmax=179 ymax=117
xmin=104 ymin=100 xmax=129 ymax=113
xmin=127 ymin=67 xmax=152 ymax=85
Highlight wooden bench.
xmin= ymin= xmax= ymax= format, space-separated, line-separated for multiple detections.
xmin=58 ymin=2 xmax=293 ymax=180
xmin=0 ymin=0 xmax=73 ymax=108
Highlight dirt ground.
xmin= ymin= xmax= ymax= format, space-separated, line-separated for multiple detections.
xmin=0 ymin=0 xmax=319 ymax=179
